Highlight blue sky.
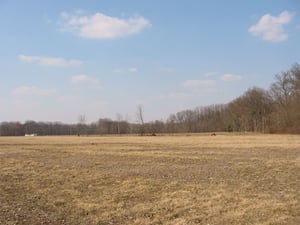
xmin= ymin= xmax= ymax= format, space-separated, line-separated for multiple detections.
xmin=1 ymin=0 xmax=299 ymax=123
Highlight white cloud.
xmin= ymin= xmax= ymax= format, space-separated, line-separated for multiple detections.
xmin=249 ymin=11 xmax=294 ymax=42
xmin=128 ymin=67 xmax=138 ymax=73
xmin=13 ymin=86 xmax=56 ymax=96
xmin=59 ymin=11 xmax=151 ymax=39
xmin=71 ymin=75 xmax=91 ymax=83
xmin=113 ymin=67 xmax=138 ymax=73
xmin=19 ymin=54 xmax=82 ymax=67
xmin=182 ymin=79 xmax=215 ymax=88
xmin=221 ymin=74 xmax=242 ymax=81
xmin=204 ymin=72 xmax=218 ymax=77
xmin=71 ymin=75 xmax=101 ymax=88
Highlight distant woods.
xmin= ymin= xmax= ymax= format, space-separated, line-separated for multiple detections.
xmin=1 ymin=64 xmax=300 ymax=136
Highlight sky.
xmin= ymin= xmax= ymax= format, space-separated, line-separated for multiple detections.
xmin=0 ymin=0 xmax=300 ymax=123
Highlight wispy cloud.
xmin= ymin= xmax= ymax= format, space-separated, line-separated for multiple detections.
xmin=221 ymin=74 xmax=242 ymax=81
xmin=71 ymin=75 xmax=101 ymax=88
xmin=13 ymin=86 xmax=56 ymax=96
xmin=113 ymin=67 xmax=138 ymax=73
xmin=59 ymin=11 xmax=151 ymax=39
xmin=182 ymin=79 xmax=215 ymax=88
xmin=19 ymin=54 xmax=82 ymax=67
xmin=249 ymin=11 xmax=294 ymax=42
xmin=204 ymin=72 xmax=218 ymax=77
xmin=128 ymin=67 xmax=138 ymax=73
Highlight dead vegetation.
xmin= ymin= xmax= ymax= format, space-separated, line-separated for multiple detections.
xmin=0 ymin=134 xmax=299 ymax=224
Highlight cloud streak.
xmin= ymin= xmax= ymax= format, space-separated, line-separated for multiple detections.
xmin=19 ymin=54 xmax=82 ymax=67
xmin=13 ymin=86 xmax=56 ymax=96
xmin=113 ymin=67 xmax=138 ymax=73
xmin=249 ymin=11 xmax=294 ymax=42
xmin=128 ymin=67 xmax=138 ymax=73
xmin=182 ymin=79 xmax=215 ymax=88
xmin=204 ymin=72 xmax=218 ymax=77
xmin=60 ymin=11 xmax=151 ymax=39
xmin=221 ymin=74 xmax=242 ymax=81
xmin=71 ymin=75 xmax=101 ymax=89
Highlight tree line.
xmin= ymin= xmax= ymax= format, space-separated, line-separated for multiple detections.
xmin=1 ymin=64 xmax=299 ymax=136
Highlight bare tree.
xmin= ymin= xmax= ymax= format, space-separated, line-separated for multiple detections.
xmin=270 ymin=64 xmax=300 ymax=132
xmin=136 ymin=104 xmax=145 ymax=135
xmin=116 ymin=113 xmax=122 ymax=135
xmin=77 ymin=114 xmax=86 ymax=136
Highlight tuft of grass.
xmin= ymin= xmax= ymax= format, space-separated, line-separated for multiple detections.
xmin=0 ymin=134 xmax=299 ymax=224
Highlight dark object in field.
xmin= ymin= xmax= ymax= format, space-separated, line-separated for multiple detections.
xmin=211 ymin=133 xmax=216 ymax=136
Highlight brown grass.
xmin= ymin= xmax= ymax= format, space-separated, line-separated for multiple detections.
xmin=0 ymin=134 xmax=299 ymax=225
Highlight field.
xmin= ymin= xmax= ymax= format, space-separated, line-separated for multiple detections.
xmin=0 ymin=134 xmax=299 ymax=225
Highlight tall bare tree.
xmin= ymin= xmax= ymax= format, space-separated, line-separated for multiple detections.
xmin=270 ymin=64 xmax=300 ymax=132
xmin=116 ymin=113 xmax=122 ymax=135
xmin=77 ymin=114 xmax=86 ymax=136
xmin=136 ymin=104 xmax=145 ymax=135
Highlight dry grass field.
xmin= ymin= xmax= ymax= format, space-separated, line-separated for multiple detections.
xmin=0 ymin=134 xmax=299 ymax=225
